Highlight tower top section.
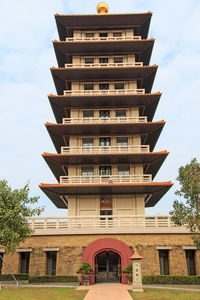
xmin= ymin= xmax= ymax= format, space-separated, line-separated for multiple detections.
xmin=97 ymin=2 xmax=109 ymax=14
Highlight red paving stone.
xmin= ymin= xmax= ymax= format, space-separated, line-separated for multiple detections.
xmin=77 ymin=283 xmax=132 ymax=300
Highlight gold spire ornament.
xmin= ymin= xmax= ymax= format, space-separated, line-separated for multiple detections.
xmin=97 ymin=2 xmax=109 ymax=14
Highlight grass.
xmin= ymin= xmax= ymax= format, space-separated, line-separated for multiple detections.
xmin=129 ymin=288 xmax=200 ymax=300
xmin=0 ymin=287 xmax=88 ymax=300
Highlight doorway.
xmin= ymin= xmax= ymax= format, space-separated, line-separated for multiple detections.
xmin=95 ymin=251 xmax=121 ymax=283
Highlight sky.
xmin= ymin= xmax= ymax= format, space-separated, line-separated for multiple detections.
xmin=0 ymin=0 xmax=200 ymax=217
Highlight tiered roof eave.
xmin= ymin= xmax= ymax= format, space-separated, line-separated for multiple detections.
xmin=55 ymin=12 xmax=152 ymax=41
xmin=39 ymin=181 xmax=173 ymax=209
xmin=51 ymin=65 xmax=158 ymax=95
xmin=45 ymin=120 xmax=165 ymax=153
xmin=42 ymin=151 xmax=169 ymax=181
xmin=48 ymin=92 xmax=162 ymax=123
xmin=53 ymin=38 xmax=155 ymax=68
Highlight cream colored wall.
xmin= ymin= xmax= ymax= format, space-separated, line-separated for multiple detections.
xmin=71 ymin=80 xmax=137 ymax=90
xmin=113 ymin=195 xmax=145 ymax=215
xmin=73 ymin=29 xmax=134 ymax=38
xmin=69 ymin=135 xmax=142 ymax=147
xmin=68 ymin=195 xmax=99 ymax=216
xmin=70 ymin=108 xmax=139 ymax=118
xmin=68 ymin=164 xmax=143 ymax=176
xmin=72 ymin=55 xmax=135 ymax=64
xmin=67 ymin=194 xmax=145 ymax=216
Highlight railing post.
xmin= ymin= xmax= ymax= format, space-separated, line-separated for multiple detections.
xmin=155 ymin=216 xmax=158 ymax=228
xmin=105 ymin=216 xmax=108 ymax=228
xmin=31 ymin=219 xmax=34 ymax=230
xmin=168 ymin=215 xmax=171 ymax=227
xmin=56 ymin=218 xmax=59 ymax=229
xmin=43 ymin=218 xmax=47 ymax=229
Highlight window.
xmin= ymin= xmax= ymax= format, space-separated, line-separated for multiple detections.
xmin=99 ymin=57 xmax=108 ymax=64
xmin=84 ymin=83 xmax=94 ymax=90
xmin=83 ymin=110 xmax=94 ymax=118
xmin=0 ymin=253 xmax=3 ymax=274
xmin=100 ymin=210 xmax=112 ymax=221
xmin=100 ymin=110 xmax=110 ymax=118
xmin=82 ymin=138 xmax=94 ymax=146
xmin=159 ymin=250 xmax=169 ymax=275
xmin=116 ymin=137 xmax=128 ymax=146
xmin=46 ymin=251 xmax=57 ymax=275
xmin=99 ymin=83 xmax=109 ymax=90
xmin=99 ymin=137 xmax=111 ymax=146
xmin=114 ymin=57 xmax=123 ymax=63
xmin=86 ymin=32 xmax=94 ymax=37
xmin=20 ymin=252 xmax=30 ymax=274
xmin=114 ymin=83 xmax=124 ymax=90
xmin=81 ymin=166 xmax=94 ymax=176
xmin=100 ymin=210 xmax=112 ymax=215
xmin=116 ymin=110 xmax=126 ymax=117
xmin=85 ymin=58 xmax=94 ymax=64
xmin=99 ymin=166 xmax=112 ymax=176
xmin=118 ymin=166 xmax=130 ymax=175
xmin=99 ymin=32 xmax=108 ymax=37
xmin=113 ymin=32 xmax=122 ymax=37
xmin=185 ymin=250 xmax=196 ymax=275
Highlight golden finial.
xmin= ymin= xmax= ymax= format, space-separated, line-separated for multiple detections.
xmin=134 ymin=248 xmax=138 ymax=254
xmin=97 ymin=2 xmax=109 ymax=14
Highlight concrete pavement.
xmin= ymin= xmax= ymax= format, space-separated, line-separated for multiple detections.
xmin=77 ymin=283 xmax=132 ymax=300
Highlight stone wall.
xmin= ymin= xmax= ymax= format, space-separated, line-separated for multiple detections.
xmin=1 ymin=233 xmax=199 ymax=276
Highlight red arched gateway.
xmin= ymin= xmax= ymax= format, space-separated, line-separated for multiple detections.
xmin=82 ymin=238 xmax=133 ymax=284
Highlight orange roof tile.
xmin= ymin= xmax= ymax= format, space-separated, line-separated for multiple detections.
xmin=45 ymin=120 xmax=165 ymax=126
xmin=50 ymin=65 xmax=158 ymax=70
xmin=39 ymin=181 xmax=173 ymax=188
xmin=48 ymin=92 xmax=162 ymax=97
xmin=42 ymin=150 xmax=169 ymax=157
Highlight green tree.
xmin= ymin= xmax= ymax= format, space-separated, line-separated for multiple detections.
xmin=76 ymin=262 xmax=94 ymax=274
xmin=170 ymin=158 xmax=200 ymax=249
xmin=0 ymin=180 xmax=43 ymax=253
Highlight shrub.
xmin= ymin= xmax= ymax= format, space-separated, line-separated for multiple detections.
xmin=122 ymin=263 xmax=132 ymax=274
xmin=76 ymin=262 xmax=94 ymax=274
xmin=0 ymin=274 xmax=29 ymax=281
xmin=142 ymin=275 xmax=200 ymax=285
xmin=29 ymin=275 xmax=78 ymax=283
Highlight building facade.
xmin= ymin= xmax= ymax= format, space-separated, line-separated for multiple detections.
xmin=1 ymin=3 xmax=199 ymax=283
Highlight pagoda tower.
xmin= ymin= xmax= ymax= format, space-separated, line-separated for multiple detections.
xmin=40 ymin=4 xmax=172 ymax=216
xmin=39 ymin=3 xmax=173 ymax=283
xmin=2 ymin=4 xmax=199 ymax=282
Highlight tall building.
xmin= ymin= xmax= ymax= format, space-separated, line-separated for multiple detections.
xmin=1 ymin=3 xmax=199 ymax=282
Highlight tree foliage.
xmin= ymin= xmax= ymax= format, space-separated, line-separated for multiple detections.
xmin=170 ymin=158 xmax=200 ymax=249
xmin=122 ymin=263 xmax=132 ymax=274
xmin=0 ymin=180 xmax=43 ymax=253
xmin=76 ymin=262 xmax=94 ymax=274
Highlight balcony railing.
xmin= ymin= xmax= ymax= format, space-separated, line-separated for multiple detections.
xmin=26 ymin=215 xmax=182 ymax=231
xmin=66 ymin=36 xmax=142 ymax=42
xmin=63 ymin=89 xmax=145 ymax=96
xmin=62 ymin=116 xmax=147 ymax=124
xmin=61 ymin=145 xmax=150 ymax=154
xmin=60 ymin=174 xmax=152 ymax=184
xmin=65 ymin=62 xmax=143 ymax=68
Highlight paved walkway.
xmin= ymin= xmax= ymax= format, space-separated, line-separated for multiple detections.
xmin=77 ymin=283 xmax=132 ymax=300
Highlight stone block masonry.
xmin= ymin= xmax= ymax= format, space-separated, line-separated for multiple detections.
xmin=1 ymin=234 xmax=199 ymax=277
